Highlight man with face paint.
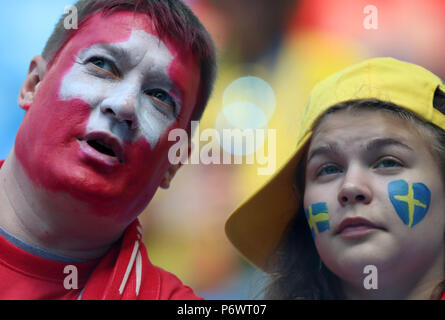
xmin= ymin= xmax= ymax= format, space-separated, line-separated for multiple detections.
xmin=0 ymin=0 xmax=216 ymax=299
xmin=225 ymin=57 xmax=445 ymax=299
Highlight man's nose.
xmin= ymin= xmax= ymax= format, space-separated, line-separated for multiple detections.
xmin=337 ymin=165 xmax=372 ymax=206
xmin=100 ymin=85 xmax=138 ymax=130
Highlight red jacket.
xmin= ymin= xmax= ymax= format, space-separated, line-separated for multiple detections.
xmin=0 ymin=160 xmax=202 ymax=300
xmin=81 ymin=219 xmax=203 ymax=300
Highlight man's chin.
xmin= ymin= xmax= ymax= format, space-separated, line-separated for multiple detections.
xmin=18 ymin=142 xmax=160 ymax=220
xmin=51 ymin=162 xmax=158 ymax=219
xmin=61 ymin=165 xmax=126 ymax=199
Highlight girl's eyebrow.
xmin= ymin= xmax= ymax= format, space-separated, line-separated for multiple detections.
xmin=307 ymin=137 xmax=413 ymax=164
xmin=307 ymin=142 xmax=341 ymax=163
xmin=365 ymin=137 xmax=414 ymax=152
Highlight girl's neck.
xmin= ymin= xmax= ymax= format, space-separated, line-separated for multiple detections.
xmin=343 ymin=252 xmax=445 ymax=299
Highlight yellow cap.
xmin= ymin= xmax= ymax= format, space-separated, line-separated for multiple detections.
xmin=225 ymin=57 xmax=445 ymax=270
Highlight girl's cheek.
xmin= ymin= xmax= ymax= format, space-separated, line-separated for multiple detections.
xmin=387 ymin=179 xmax=431 ymax=228
xmin=304 ymin=201 xmax=330 ymax=240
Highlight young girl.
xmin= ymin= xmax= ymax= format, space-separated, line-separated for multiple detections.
xmin=225 ymin=57 xmax=445 ymax=299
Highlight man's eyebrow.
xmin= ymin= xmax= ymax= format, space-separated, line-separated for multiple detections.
xmin=307 ymin=142 xmax=341 ymax=163
xmin=365 ymin=138 xmax=414 ymax=152
xmin=97 ymin=43 xmax=128 ymax=60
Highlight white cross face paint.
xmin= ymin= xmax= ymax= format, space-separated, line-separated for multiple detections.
xmin=59 ymin=29 xmax=180 ymax=148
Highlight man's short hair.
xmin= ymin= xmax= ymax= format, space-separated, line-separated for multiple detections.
xmin=42 ymin=0 xmax=216 ymax=125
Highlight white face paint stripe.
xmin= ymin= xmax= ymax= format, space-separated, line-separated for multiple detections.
xmin=59 ymin=29 xmax=177 ymax=148
xmin=119 ymin=240 xmax=140 ymax=295
xmin=135 ymin=250 xmax=142 ymax=296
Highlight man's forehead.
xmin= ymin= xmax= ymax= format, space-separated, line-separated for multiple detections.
xmin=78 ymin=10 xmax=156 ymax=39
xmin=79 ymin=30 xmax=174 ymax=70
xmin=57 ymin=10 xmax=185 ymax=60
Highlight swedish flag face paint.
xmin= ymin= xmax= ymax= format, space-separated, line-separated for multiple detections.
xmin=305 ymin=202 xmax=330 ymax=239
xmin=388 ymin=179 xmax=431 ymax=228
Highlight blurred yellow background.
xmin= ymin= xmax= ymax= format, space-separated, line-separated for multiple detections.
xmin=139 ymin=0 xmax=445 ymax=299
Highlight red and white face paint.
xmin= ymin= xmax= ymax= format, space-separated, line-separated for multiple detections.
xmin=14 ymin=11 xmax=201 ymax=222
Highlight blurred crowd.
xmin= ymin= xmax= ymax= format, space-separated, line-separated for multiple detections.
xmin=137 ymin=0 xmax=445 ymax=299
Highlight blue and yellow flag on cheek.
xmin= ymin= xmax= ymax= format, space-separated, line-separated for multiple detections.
xmin=305 ymin=202 xmax=330 ymax=239
xmin=388 ymin=180 xmax=431 ymax=228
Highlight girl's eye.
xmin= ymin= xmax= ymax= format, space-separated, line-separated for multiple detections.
xmin=317 ymin=164 xmax=342 ymax=177
xmin=375 ymin=158 xmax=402 ymax=169
xmin=87 ymin=57 xmax=116 ymax=74
xmin=145 ymin=89 xmax=176 ymax=115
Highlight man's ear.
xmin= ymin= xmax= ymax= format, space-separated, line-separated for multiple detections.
xmin=160 ymin=141 xmax=193 ymax=189
xmin=18 ymin=55 xmax=47 ymax=111
xmin=159 ymin=163 xmax=181 ymax=189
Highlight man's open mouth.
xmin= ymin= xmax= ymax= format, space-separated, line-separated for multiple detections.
xmin=79 ymin=132 xmax=124 ymax=163
xmin=87 ymin=140 xmax=116 ymax=157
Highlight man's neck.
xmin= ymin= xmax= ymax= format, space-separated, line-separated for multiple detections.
xmin=0 ymin=151 xmax=125 ymax=261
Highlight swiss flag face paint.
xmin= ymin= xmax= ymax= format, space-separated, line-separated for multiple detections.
xmin=15 ymin=11 xmax=201 ymax=222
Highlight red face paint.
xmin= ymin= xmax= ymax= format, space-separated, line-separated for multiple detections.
xmin=15 ymin=11 xmax=201 ymax=222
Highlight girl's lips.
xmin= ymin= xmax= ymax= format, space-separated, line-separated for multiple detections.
xmin=335 ymin=217 xmax=385 ymax=239
xmin=338 ymin=225 xmax=379 ymax=238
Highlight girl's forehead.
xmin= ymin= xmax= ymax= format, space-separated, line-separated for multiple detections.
xmin=309 ymin=109 xmax=423 ymax=148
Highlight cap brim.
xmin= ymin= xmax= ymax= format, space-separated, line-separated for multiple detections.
xmin=225 ymin=133 xmax=311 ymax=271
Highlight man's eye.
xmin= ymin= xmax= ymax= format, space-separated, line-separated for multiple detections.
xmin=87 ymin=57 xmax=115 ymax=74
xmin=317 ymin=164 xmax=342 ymax=177
xmin=145 ymin=89 xmax=176 ymax=114
xmin=375 ymin=158 xmax=402 ymax=168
